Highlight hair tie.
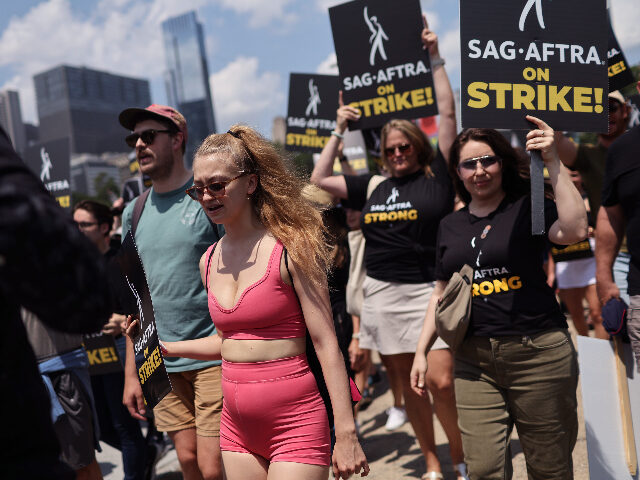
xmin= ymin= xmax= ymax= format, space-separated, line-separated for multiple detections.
xmin=227 ymin=129 xmax=241 ymax=139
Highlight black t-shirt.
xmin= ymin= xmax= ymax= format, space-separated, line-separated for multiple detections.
xmin=602 ymin=125 xmax=640 ymax=295
xmin=344 ymin=149 xmax=454 ymax=284
xmin=435 ymin=195 xmax=567 ymax=337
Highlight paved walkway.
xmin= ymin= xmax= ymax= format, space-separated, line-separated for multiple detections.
xmin=97 ymin=329 xmax=590 ymax=479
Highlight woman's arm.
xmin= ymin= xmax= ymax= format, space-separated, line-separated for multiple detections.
xmin=410 ymin=280 xmax=446 ymax=396
xmin=160 ymin=334 xmax=222 ymax=361
xmin=525 ymin=115 xmax=588 ymax=245
xmin=123 ymin=316 xmax=222 ymax=361
xmin=422 ymin=14 xmax=456 ymax=163
xmin=310 ymin=91 xmax=360 ymax=199
xmin=288 ymin=259 xmax=369 ymax=478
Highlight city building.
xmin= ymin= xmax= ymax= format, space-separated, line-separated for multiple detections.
xmin=0 ymin=89 xmax=26 ymax=153
xmin=162 ymin=11 xmax=217 ymax=165
xmin=71 ymin=152 xmax=130 ymax=198
xmin=271 ymin=116 xmax=286 ymax=145
xmin=33 ymin=65 xmax=151 ymax=155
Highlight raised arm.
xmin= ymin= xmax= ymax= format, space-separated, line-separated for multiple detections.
xmin=422 ymin=14 xmax=456 ymax=162
xmin=526 ymin=115 xmax=588 ymax=245
xmin=288 ymin=258 xmax=369 ymax=478
xmin=552 ymin=131 xmax=578 ymax=167
xmin=595 ymin=205 xmax=625 ymax=304
xmin=310 ymin=91 xmax=360 ymax=199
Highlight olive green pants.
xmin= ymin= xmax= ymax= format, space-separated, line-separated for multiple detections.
xmin=454 ymin=329 xmax=578 ymax=480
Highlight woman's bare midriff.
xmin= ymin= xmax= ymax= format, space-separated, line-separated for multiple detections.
xmin=221 ymin=336 xmax=306 ymax=363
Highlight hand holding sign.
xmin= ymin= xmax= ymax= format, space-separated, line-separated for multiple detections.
xmin=524 ymin=115 xmax=558 ymax=165
xmin=336 ymin=91 xmax=362 ymax=133
xmin=124 ymin=314 xmax=141 ymax=338
xmin=420 ymin=14 xmax=439 ymax=59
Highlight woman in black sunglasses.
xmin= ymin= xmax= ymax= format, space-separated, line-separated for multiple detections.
xmin=310 ymin=17 xmax=467 ymax=480
xmin=411 ymin=116 xmax=588 ymax=479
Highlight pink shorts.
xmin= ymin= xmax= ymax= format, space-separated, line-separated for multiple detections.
xmin=220 ymin=353 xmax=331 ymax=465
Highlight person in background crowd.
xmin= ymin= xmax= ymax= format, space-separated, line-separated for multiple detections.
xmin=22 ymin=309 xmax=104 ymax=480
xmin=597 ymin=82 xmax=640 ymax=366
xmin=119 ymin=104 xmax=223 ymax=480
xmin=73 ymin=200 xmax=149 ymax=480
xmin=549 ymin=171 xmax=605 ymax=338
xmin=310 ymin=16 xmax=466 ymax=480
xmin=0 ymin=124 xmax=111 ymax=479
xmin=128 ymin=125 xmax=369 ymax=480
xmin=412 ymin=117 xmax=587 ymax=480
xmin=555 ymin=90 xmax=631 ymax=304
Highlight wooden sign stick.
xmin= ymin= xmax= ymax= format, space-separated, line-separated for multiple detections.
xmin=614 ymin=336 xmax=637 ymax=475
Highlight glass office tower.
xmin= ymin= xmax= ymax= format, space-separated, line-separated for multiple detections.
xmin=162 ymin=11 xmax=217 ymax=165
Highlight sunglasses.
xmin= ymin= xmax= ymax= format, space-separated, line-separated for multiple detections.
xmin=125 ymin=129 xmax=173 ymax=148
xmin=384 ymin=143 xmax=412 ymax=157
xmin=458 ymin=155 xmax=501 ymax=173
xmin=186 ymin=172 xmax=248 ymax=201
xmin=75 ymin=221 xmax=98 ymax=229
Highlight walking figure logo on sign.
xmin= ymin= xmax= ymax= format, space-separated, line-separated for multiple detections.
xmin=519 ymin=0 xmax=546 ymax=31
xmin=40 ymin=147 xmax=52 ymax=182
xmin=306 ymin=79 xmax=321 ymax=116
xmin=364 ymin=6 xmax=389 ymax=66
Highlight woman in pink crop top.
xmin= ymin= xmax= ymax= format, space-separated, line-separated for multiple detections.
xmin=127 ymin=125 xmax=368 ymax=480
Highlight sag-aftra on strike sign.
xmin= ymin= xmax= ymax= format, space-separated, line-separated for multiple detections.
xmin=330 ymin=0 xmax=437 ymax=130
xmin=460 ymin=0 xmax=608 ymax=132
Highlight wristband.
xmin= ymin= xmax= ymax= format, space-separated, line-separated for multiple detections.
xmin=431 ymin=57 xmax=445 ymax=68
xmin=352 ymin=333 xmax=360 ymax=339
xmin=331 ymin=130 xmax=344 ymax=139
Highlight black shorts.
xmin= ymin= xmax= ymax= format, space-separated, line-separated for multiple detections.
xmin=50 ymin=370 xmax=97 ymax=470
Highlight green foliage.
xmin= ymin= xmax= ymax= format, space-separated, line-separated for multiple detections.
xmin=93 ymin=172 xmax=120 ymax=205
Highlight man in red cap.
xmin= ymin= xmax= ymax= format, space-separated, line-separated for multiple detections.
xmin=119 ymin=105 xmax=222 ymax=480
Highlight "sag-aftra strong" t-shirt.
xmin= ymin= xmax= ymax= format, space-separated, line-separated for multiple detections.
xmin=344 ymin=149 xmax=454 ymax=284
xmin=435 ymin=195 xmax=567 ymax=337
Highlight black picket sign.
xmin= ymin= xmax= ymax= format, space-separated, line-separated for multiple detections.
xmin=285 ymin=73 xmax=339 ymax=154
xmin=116 ymin=232 xmax=172 ymax=410
xmin=460 ymin=0 xmax=608 ymax=133
xmin=607 ymin=12 xmax=635 ymax=93
xmin=23 ymin=137 xmax=72 ymax=211
xmin=329 ymin=0 xmax=437 ymax=130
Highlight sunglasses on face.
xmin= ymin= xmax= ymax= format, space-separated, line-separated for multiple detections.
xmin=458 ymin=155 xmax=501 ymax=173
xmin=125 ymin=129 xmax=172 ymax=148
xmin=186 ymin=172 xmax=247 ymax=201
xmin=74 ymin=221 xmax=98 ymax=229
xmin=384 ymin=143 xmax=412 ymax=157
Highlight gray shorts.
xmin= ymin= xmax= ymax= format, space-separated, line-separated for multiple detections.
xmin=50 ymin=370 xmax=97 ymax=470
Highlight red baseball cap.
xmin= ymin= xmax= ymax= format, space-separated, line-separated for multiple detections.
xmin=119 ymin=104 xmax=188 ymax=145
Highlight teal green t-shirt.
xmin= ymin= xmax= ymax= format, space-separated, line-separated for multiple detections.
xmin=122 ymin=179 xmax=221 ymax=372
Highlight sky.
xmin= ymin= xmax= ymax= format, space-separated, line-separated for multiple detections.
xmin=0 ymin=0 xmax=639 ymax=139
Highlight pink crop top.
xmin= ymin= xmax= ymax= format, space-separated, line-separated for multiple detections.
xmin=206 ymin=240 xmax=307 ymax=340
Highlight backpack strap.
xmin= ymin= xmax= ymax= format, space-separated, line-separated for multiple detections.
xmin=205 ymin=242 xmax=218 ymax=293
xmin=130 ymin=188 xmax=151 ymax=238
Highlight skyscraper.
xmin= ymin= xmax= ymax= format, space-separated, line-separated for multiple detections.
xmin=33 ymin=65 xmax=151 ymax=154
xmin=162 ymin=11 xmax=217 ymax=164
xmin=0 ymin=90 xmax=26 ymax=153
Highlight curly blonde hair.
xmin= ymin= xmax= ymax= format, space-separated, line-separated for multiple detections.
xmin=194 ymin=125 xmax=331 ymax=288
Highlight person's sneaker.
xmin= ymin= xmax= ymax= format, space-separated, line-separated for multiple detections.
xmin=384 ymin=406 xmax=408 ymax=431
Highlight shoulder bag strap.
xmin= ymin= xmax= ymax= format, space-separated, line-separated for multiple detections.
xmin=366 ymin=174 xmax=386 ymax=200
xmin=130 ymin=188 xmax=151 ymax=238
xmin=205 ymin=243 xmax=217 ymax=293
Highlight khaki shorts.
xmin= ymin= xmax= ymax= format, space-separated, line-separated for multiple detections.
xmin=153 ymin=365 xmax=222 ymax=437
